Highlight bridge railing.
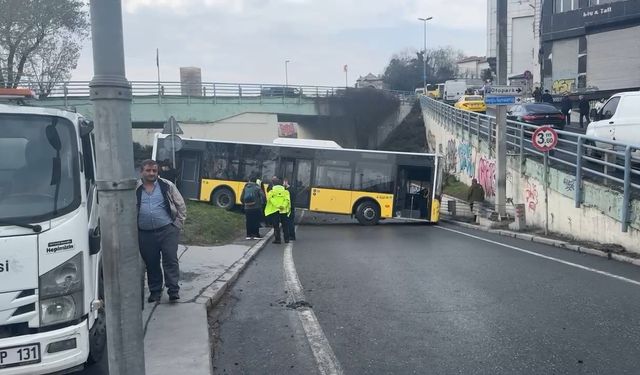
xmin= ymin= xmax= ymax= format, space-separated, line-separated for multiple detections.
xmin=422 ymin=96 xmax=640 ymax=232
xmin=37 ymin=81 xmax=415 ymax=104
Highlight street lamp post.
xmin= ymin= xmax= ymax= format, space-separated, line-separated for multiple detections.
xmin=285 ymin=59 xmax=290 ymax=87
xmin=418 ymin=17 xmax=433 ymax=91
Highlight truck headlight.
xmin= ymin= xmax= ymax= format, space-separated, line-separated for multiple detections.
xmin=39 ymin=253 xmax=84 ymax=326
xmin=40 ymin=292 xmax=82 ymax=326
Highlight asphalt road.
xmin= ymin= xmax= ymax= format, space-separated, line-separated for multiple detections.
xmin=211 ymin=217 xmax=640 ymax=374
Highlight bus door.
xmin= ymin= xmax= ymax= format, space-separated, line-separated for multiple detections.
xmin=280 ymin=158 xmax=312 ymax=208
xmin=395 ymin=165 xmax=432 ymax=220
xmin=178 ymin=151 xmax=201 ymax=200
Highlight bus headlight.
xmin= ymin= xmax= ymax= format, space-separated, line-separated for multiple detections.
xmin=39 ymin=253 xmax=83 ymax=326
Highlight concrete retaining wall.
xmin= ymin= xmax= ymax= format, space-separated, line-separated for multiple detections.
xmin=422 ymin=107 xmax=640 ymax=253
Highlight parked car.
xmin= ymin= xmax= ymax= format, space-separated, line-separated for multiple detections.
xmin=261 ymin=86 xmax=302 ymax=97
xmin=586 ymin=91 xmax=640 ymax=151
xmin=454 ymin=95 xmax=487 ymax=113
xmin=507 ymin=103 xmax=566 ymax=129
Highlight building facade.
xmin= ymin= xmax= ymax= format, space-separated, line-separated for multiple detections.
xmin=487 ymin=0 xmax=542 ymax=86
xmin=180 ymin=67 xmax=203 ymax=96
xmin=456 ymin=57 xmax=490 ymax=80
xmin=540 ymin=0 xmax=640 ymax=95
xmin=355 ymin=73 xmax=385 ymax=89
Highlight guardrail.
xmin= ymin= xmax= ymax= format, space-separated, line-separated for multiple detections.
xmin=422 ymin=96 xmax=640 ymax=232
xmin=22 ymin=81 xmax=415 ymax=104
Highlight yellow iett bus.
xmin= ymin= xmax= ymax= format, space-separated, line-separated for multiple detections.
xmin=152 ymin=135 xmax=443 ymax=225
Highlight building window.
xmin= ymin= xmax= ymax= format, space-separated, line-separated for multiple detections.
xmin=554 ymin=0 xmax=583 ymax=13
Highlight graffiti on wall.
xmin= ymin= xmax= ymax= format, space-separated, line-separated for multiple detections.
xmin=525 ymin=180 xmax=539 ymax=212
xmin=427 ymin=130 xmax=436 ymax=152
xmin=563 ymin=177 xmax=576 ymax=192
xmin=445 ymin=139 xmax=457 ymax=173
xmin=552 ymin=79 xmax=575 ymax=94
xmin=477 ymin=157 xmax=496 ymax=198
xmin=458 ymin=141 xmax=474 ymax=178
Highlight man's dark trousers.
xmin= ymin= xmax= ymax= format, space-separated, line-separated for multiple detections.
xmin=288 ymin=208 xmax=296 ymax=240
xmin=139 ymin=224 xmax=180 ymax=295
xmin=580 ymin=113 xmax=590 ymax=128
xmin=245 ymin=208 xmax=261 ymax=237
xmin=269 ymin=212 xmax=290 ymax=243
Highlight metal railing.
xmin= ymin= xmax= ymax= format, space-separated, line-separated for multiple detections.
xmin=27 ymin=81 xmax=415 ymax=104
xmin=422 ymin=96 xmax=640 ymax=232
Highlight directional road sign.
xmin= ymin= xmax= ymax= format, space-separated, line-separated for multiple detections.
xmin=485 ymin=95 xmax=517 ymax=105
xmin=531 ymin=126 xmax=558 ymax=152
xmin=485 ymin=85 xmax=524 ymax=96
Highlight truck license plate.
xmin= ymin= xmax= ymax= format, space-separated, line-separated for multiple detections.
xmin=0 ymin=344 xmax=41 ymax=369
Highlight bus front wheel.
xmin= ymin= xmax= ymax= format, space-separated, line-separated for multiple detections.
xmin=212 ymin=188 xmax=235 ymax=210
xmin=355 ymin=201 xmax=380 ymax=226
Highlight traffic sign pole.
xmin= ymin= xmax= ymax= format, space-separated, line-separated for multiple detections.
xmin=544 ymin=151 xmax=549 ymax=236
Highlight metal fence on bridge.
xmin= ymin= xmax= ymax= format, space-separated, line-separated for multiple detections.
xmin=423 ymin=97 xmax=640 ymax=232
xmin=26 ymin=81 xmax=415 ymax=104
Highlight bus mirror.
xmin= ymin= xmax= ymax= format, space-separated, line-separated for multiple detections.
xmin=89 ymin=226 xmax=101 ymax=255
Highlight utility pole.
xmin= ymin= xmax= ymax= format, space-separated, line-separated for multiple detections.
xmin=285 ymin=59 xmax=290 ymax=87
xmin=418 ymin=17 xmax=433 ymax=91
xmin=89 ymin=1 xmax=146 ymax=375
xmin=495 ymin=0 xmax=508 ymax=218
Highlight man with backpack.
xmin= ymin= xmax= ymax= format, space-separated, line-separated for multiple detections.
xmin=240 ymin=178 xmax=265 ymax=240
xmin=264 ymin=177 xmax=291 ymax=244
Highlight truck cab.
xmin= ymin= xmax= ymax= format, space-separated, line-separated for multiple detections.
xmin=586 ymin=91 xmax=640 ymax=150
xmin=0 ymin=92 xmax=105 ymax=374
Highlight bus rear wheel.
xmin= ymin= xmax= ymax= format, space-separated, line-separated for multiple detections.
xmin=355 ymin=201 xmax=380 ymax=226
xmin=212 ymin=188 xmax=235 ymax=210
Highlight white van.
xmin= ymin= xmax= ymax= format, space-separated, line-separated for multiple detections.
xmin=586 ymin=91 xmax=640 ymax=150
xmin=443 ymin=80 xmax=468 ymax=104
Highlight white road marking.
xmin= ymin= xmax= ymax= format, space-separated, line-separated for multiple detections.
xmin=283 ymin=241 xmax=344 ymax=375
xmin=436 ymin=226 xmax=640 ymax=287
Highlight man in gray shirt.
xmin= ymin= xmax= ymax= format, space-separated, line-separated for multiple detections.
xmin=136 ymin=159 xmax=187 ymax=303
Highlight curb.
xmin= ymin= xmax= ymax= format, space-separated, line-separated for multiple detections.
xmin=196 ymin=229 xmax=275 ymax=309
xmin=442 ymin=219 xmax=640 ymax=268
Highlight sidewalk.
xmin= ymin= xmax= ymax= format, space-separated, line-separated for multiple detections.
xmin=141 ymin=231 xmax=273 ymax=375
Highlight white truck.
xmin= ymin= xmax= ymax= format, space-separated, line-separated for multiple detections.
xmin=0 ymin=89 xmax=105 ymax=374
xmin=586 ymin=90 xmax=640 ymax=151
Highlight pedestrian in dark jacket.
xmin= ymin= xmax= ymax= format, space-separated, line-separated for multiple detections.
xmin=467 ymin=178 xmax=485 ymax=221
xmin=578 ymin=95 xmax=590 ymax=128
xmin=560 ymin=94 xmax=572 ymax=127
xmin=240 ymin=179 xmax=265 ymax=240
xmin=533 ymin=87 xmax=542 ymax=103
xmin=136 ymin=159 xmax=187 ymax=303
xmin=541 ymin=90 xmax=553 ymax=104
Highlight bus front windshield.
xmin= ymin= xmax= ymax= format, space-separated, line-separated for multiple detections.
xmin=0 ymin=114 xmax=80 ymax=224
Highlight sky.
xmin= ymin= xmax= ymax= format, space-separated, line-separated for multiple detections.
xmin=72 ymin=0 xmax=487 ymax=87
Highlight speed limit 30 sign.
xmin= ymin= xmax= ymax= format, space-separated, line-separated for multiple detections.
xmin=532 ymin=126 xmax=558 ymax=152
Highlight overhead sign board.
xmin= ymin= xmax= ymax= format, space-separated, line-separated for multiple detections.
xmin=485 ymin=95 xmax=517 ymax=105
xmin=485 ymin=85 xmax=524 ymax=96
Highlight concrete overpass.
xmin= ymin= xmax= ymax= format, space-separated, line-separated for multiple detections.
xmin=37 ymin=81 xmax=414 ymax=148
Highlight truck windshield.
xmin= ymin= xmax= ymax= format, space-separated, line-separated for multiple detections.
xmin=0 ymin=114 xmax=80 ymax=224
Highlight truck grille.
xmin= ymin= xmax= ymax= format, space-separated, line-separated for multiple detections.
xmin=0 ymin=322 xmax=30 ymax=339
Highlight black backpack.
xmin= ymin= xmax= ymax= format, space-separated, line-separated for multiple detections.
xmin=243 ymin=184 xmax=261 ymax=206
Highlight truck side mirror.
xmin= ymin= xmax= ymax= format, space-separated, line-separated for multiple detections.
xmin=89 ymin=226 xmax=101 ymax=255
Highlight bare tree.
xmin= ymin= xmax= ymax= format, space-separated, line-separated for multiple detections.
xmin=0 ymin=0 xmax=88 ymax=88
xmin=28 ymin=33 xmax=83 ymax=97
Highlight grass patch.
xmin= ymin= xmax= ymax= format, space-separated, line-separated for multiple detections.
xmin=443 ymin=175 xmax=470 ymax=201
xmin=181 ymin=201 xmax=245 ymax=246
